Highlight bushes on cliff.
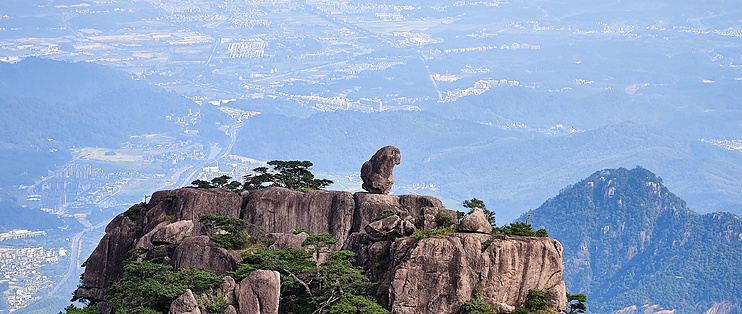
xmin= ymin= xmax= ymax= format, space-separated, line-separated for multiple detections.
xmin=122 ymin=203 xmax=145 ymax=222
xmin=329 ymin=293 xmax=389 ymax=314
xmin=567 ymin=293 xmax=587 ymax=313
xmin=462 ymin=297 xmax=495 ymax=314
xmin=232 ymin=233 xmax=388 ymax=314
xmin=494 ymin=222 xmax=549 ymax=237
xmin=199 ymin=215 xmax=252 ymax=250
xmin=190 ymin=175 xmax=242 ymax=192
xmin=435 ymin=212 xmax=453 ymax=228
xmin=243 ymin=160 xmax=333 ymax=191
xmin=525 ymin=289 xmax=549 ymax=311
xmin=463 ymin=198 xmax=496 ymax=227
xmin=104 ymin=261 xmax=221 ymax=313
xmin=373 ymin=209 xmax=396 ymax=221
xmin=59 ymin=304 xmax=101 ymax=314
xmin=410 ymin=227 xmax=454 ymax=239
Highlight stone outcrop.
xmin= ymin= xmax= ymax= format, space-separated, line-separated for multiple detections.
xmin=145 ymin=188 xmax=243 ymax=235
xmin=172 ymin=236 xmax=238 ymax=275
xmin=352 ymin=192 xmax=453 ymax=232
xmin=384 ymin=234 xmax=568 ymax=313
xmin=267 ymin=232 xmax=309 ymax=251
xmin=364 ymin=215 xmax=415 ymax=241
xmin=241 ymin=187 xmax=355 ymax=250
xmin=361 ymin=146 xmax=401 ymax=194
xmin=152 ymin=220 xmax=194 ymax=244
xmin=78 ymin=185 xmax=568 ymax=314
xmin=235 ymin=270 xmax=281 ymax=314
xmin=75 ymin=214 xmax=138 ymax=301
xmin=135 ymin=220 xmax=194 ymax=253
xmin=76 ymin=146 xmax=571 ymax=314
xmin=169 ymin=289 xmax=201 ymax=314
xmin=458 ymin=207 xmax=492 ymax=234
xmin=216 ymin=276 xmax=238 ymax=305
xmin=481 ymin=236 xmax=567 ymax=311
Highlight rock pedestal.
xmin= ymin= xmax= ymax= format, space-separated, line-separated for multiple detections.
xmin=236 ymin=270 xmax=281 ymax=314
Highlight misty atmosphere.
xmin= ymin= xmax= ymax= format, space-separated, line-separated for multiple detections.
xmin=0 ymin=0 xmax=740 ymax=313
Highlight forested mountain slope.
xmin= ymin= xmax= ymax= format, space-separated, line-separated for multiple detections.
xmin=525 ymin=167 xmax=742 ymax=313
xmin=0 ymin=58 xmax=201 ymax=186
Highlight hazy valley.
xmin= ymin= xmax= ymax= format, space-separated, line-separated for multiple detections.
xmin=0 ymin=0 xmax=741 ymax=312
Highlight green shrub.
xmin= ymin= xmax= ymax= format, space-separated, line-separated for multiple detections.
xmin=242 ymin=160 xmax=333 ymax=191
xmin=123 ymin=203 xmax=144 ymax=222
xmin=59 ymin=304 xmax=101 ymax=314
xmin=303 ymin=232 xmax=339 ymax=260
xmin=462 ymin=298 xmax=495 ymax=314
xmin=105 ymin=261 xmax=220 ymax=313
xmin=497 ymin=222 xmax=545 ymax=237
xmin=232 ymin=248 xmax=315 ymax=282
xmin=535 ymin=229 xmax=549 ymax=237
xmin=525 ymin=289 xmax=549 ymax=311
xmin=567 ymin=293 xmax=588 ymax=313
xmin=513 ymin=306 xmax=529 ymax=314
xmin=233 ymin=248 xmax=386 ymax=313
xmin=410 ymin=227 xmax=453 ymax=239
xmin=435 ymin=213 xmax=453 ymax=228
xmin=374 ymin=209 xmax=396 ymax=221
xmin=329 ymin=293 xmax=390 ymax=314
xmin=210 ymin=231 xmax=249 ymax=250
xmin=205 ymin=294 xmax=230 ymax=314
xmin=199 ymin=215 xmax=252 ymax=250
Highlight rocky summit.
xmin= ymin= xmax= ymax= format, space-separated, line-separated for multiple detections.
xmin=75 ymin=147 xmax=568 ymax=314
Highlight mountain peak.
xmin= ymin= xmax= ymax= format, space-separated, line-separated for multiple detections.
xmin=527 ymin=166 xmax=741 ymax=313
xmin=539 ymin=166 xmax=689 ymax=222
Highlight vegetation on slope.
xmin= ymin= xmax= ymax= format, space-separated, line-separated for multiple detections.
xmin=189 ymin=160 xmax=334 ymax=192
xmin=525 ymin=166 xmax=742 ymax=313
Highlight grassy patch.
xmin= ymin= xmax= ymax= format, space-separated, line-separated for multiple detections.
xmin=410 ymin=227 xmax=454 ymax=239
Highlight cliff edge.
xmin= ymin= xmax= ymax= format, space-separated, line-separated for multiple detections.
xmin=74 ymin=147 xmax=568 ymax=314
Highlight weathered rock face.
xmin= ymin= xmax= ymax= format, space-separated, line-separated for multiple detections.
xmin=384 ymin=233 xmax=568 ymax=314
xmin=145 ymin=188 xmax=243 ymax=235
xmin=267 ymin=232 xmax=308 ymax=251
xmin=77 ymin=153 xmax=569 ymax=314
xmin=458 ymin=207 xmax=492 ymax=234
xmin=75 ymin=214 xmax=138 ymax=301
xmin=480 ymin=236 xmax=567 ymax=311
xmin=171 ymin=236 xmax=238 ymax=275
xmin=235 ymin=270 xmax=281 ymax=314
xmin=135 ymin=220 xmax=194 ymax=253
xmin=216 ymin=276 xmax=238 ymax=305
xmin=360 ymin=146 xmax=401 ymax=194
xmin=241 ymin=187 xmax=355 ymax=248
xmin=152 ymin=220 xmax=194 ymax=245
xmin=364 ymin=215 xmax=415 ymax=241
xmin=353 ymin=192 xmax=452 ymax=232
xmin=169 ymin=289 xmax=201 ymax=314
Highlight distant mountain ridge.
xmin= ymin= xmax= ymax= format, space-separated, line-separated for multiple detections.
xmin=0 ymin=57 xmax=194 ymax=148
xmin=232 ymin=109 xmax=742 ymax=222
xmin=0 ymin=58 xmax=213 ymax=187
xmin=524 ymin=167 xmax=742 ymax=313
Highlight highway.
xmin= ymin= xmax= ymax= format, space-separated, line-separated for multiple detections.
xmin=162 ymin=116 xmax=244 ymax=191
xmin=47 ymin=220 xmax=109 ymax=297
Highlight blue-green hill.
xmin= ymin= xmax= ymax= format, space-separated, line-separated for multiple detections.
xmin=525 ymin=167 xmax=742 ymax=313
